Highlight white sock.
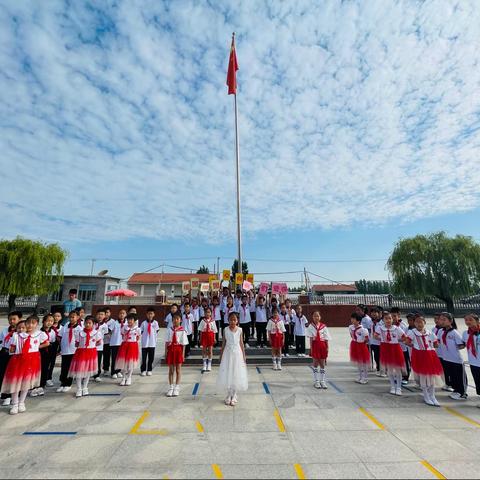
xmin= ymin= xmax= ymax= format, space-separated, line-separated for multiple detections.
xmin=388 ymin=375 xmax=396 ymax=388
xmin=272 ymin=356 xmax=276 ymax=365
xmin=277 ymin=356 xmax=282 ymax=365
xmin=312 ymin=367 xmax=319 ymax=382
xmin=11 ymin=392 xmax=19 ymax=405
xmin=19 ymin=390 xmax=28 ymax=404
xmin=395 ymin=373 xmax=402 ymax=387
xmin=319 ymin=369 xmax=326 ymax=382
xmin=203 ymin=358 xmax=207 ymax=369
xmin=76 ymin=378 xmax=83 ymax=390
xmin=83 ymin=376 xmax=90 ymax=388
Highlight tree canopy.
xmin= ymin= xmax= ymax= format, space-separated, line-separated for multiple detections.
xmin=231 ymin=260 xmax=248 ymax=277
xmin=387 ymin=232 xmax=480 ymax=312
xmin=0 ymin=237 xmax=68 ymax=309
xmin=355 ymin=279 xmax=392 ymax=294
xmin=196 ymin=265 xmax=210 ymax=274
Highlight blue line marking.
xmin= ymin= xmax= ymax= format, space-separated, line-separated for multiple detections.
xmin=256 ymin=367 xmax=261 ymax=374
xmin=328 ymin=381 xmax=343 ymax=393
xmin=192 ymin=383 xmax=200 ymax=395
xmin=262 ymin=382 xmax=270 ymax=394
xmin=88 ymin=393 xmax=121 ymax=396
xmin=23 ymin=431 xmax=77 ymax=436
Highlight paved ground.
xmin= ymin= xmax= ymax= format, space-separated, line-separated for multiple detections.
xmin=0 ymin=321 xmax=479 ymax=479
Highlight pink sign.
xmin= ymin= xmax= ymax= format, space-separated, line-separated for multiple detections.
xmin=271 ymin=283 xmax=281 ymax=294
xmin=242 ymin=280 xmax=253 ymax=291
xmin=280 ymin=283 xmax=289 ymax=294
xmin=258 ymin=282 xmax=269 ymax=295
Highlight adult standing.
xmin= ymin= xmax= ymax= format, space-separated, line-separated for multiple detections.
xmin=62 ymin=289 xmax=82 ymax=326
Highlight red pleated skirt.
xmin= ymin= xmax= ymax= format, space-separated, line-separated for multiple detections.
xmin=270 ymin=332 xmax=284 ymax=349
xmin=201 ymin=331 xmax=215 ymax=348
xmin=116 ymin=342 xmax=140 ymax=371
xmin=69 ymin=348 xmax=98 ymax=379
xmin=1 ymin=352 xmax=41 ymax=394
xmin=310 ymin=339 xmax=328 ymax=360
xmin=411 ymin=349 xmax=443 ymax=378
xmin=380 ymin=343 xmax=405 ymax=372
xmin=166 ymin=344 xmax=184 ymax=365
xmin=350 ymin=341 xmax=370 ymax=367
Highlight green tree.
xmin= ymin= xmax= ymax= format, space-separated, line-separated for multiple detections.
xmin=387 ymin=232 xmax=480 ymax=313
xmin=0 ymin=237 xmax=68 ymax=311
xmin=231 ymin=260 xmax=248 ymax=277
xmin=355 ymin=279 xmax=392 ymax=294
xmin=196 ymin=265 xmax=210 ymax=274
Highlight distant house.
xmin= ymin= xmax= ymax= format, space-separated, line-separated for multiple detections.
xmin=38 ymin=275 xmax=121 ymax=314
xmin=312 ymin=284 xmax=358 ymax=295
xmin=127 ymin=273 xmax=212 ymax=299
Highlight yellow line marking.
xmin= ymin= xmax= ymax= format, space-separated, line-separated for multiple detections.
xmin=358 ymin=407 xmax=385 ymax=430
xmin=420 ymin=460 xmax=446 ymax=479
xmin=274 ymin=409 xmax=286 ymax=433
xmin=129 ymin=411 xmax=150 ymax=434
xmin=212 ymin=464 xmax=223 ymax=479
xmin=195 ymin=421 xmax=204 ymax=433
xmin=133 ymin=429 xmax=168 ymax=435
xmin=444 ymin=407 xmax=480 ymax=428
xmin=294 ymin=463 xmax=306 ymax=479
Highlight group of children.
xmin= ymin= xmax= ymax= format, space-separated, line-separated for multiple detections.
xmin=348 ymin=305 xmax=480 ymax=407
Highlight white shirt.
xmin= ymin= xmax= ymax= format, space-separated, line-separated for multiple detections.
xmin=462 ymin=330 xmax=480 ymax=367
xmin=165 ymin=327 xmax=189 ymax=346
xmin=375 ymin=325 xmax=405 ymax=344
xmin=361 ymin=315 xmax=373 ymax=331
xmin=95 ymin=323 xmax=109 ymax=351
xmin=211 ymin=305 xmax=221 ymax=322
xmin=222 ymin=306 xmax=237 ymax=324
xmin=407 ymin=329 xmax=437 ymax=351
xmin=234 ymin=297 xmax=242 ymax=310
xmin=306 ymin=323 xmax=332 ymax=342
xmin=75 ymin=329 xmax=100 ymax=349
xmin=165 ymin=313 xmax=175 ymax=329
xmin=397 ymin=320 xmax=409 ymax=352
xmin=10 ymin=331 xmax=48 ymax=354
xmin=108 ymin=319 xmax=124 ymax=347
xmin=436 ymin=328 xmax=464 ymax=364
xmin=267 ymin=318 xmax=286 ymax=334
xmin=140 ymin=320 xmax=160 ymax=348
xmin=198 ymin=319 xmax=218 ymax=333
xmin=349 ymin=325 xmax=369 ymax=343
xmin=191 ymin=306 xmax=200 ymax=323
xmin=369 ymin=320 xmax=384 ymax=346
xmin=293 ymin=314 xmax=308 ymax=336
xmin=0 ymin=327 xmax=14 ymax=349
xmin=41 ymin=328 xmax=57 ymax=344
xmin=181 ymin=313 xmax=194 ymax=335
xmin=238 ymin=304 xmax=251 ymax=324
xmin=255 ymin=306 xmax=267 ymax=323
xmin=103 ymin=317 xmax=112 ymax=344
xmin=121 ymin=325 xmax=141 ymax=343
xmin=279 ymin=312 xmax=290 ymax=327
xmin=59 ymin=324 xmax=82 ymax=355
xmin=249 ymin=298 xmax=256 ymax=313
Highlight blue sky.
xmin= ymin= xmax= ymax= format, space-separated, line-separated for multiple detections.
xmin=1 ymin=1 xmax=480 ymax=285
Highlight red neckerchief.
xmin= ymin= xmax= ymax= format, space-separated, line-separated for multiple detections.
xmin=147 ymin=321 xmax=152 ymax=336
xmin=442 ymin=328 xmax=452 ymax=348
xmin=68 ymin=323 xmax=76 ymax=343
xmin=84 ymin=328 xmax=92 ymax=347
xmin=314 ymin=322 xmax=325 ymax=341
xmin=386 ymin=327 xmax=392 ymax=342
xmin=205 ymin=318 xmax=213 ymax=332
xmin=171 ymin=326 xmax=184 ymax=345
xmin=272 ymin=317 xmax=281 ymax=333
xmin=467 ymin=327 xmax=478 ymax=358
xmin=417 ymin=330 xmax=428 ymax=349
xmin=21 ymin=334 xmax=31 ymax=354
xmin=352 ymin=326 xmax=361 ymax=341
xmin=4 ymin=326 xmax=14 ymax=344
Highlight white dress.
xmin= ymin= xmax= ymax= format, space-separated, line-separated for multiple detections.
xmin=216 ymin=327 xmax=248 ymax=392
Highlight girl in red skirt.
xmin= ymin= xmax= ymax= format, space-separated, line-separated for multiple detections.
xmin=69 ymin=316 xmax=100 ymax=398
xmin=349 ymin=312 xmax=370 ymax=384
xmin=2 ymin=316 xmax=49 ymax=415
xmin=116 ymin=313 xmax=141 ymax=387
xmin=198 ymin=307 xmax=218 ymax=373
xmin=306 ymin=311 xmax=331 ymax=389
xmin=267 ymin=308 xmax=286 ymax=370
xmin=374 ymin=311 xmax=406 ymax=396
xmin=165 ymin=314 xmax=189 ymax=397
xmin=405 ymin=314 xmax=443 ymax=406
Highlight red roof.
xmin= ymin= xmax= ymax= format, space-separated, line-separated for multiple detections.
xmin=312 ymin=284 xmax=357 ymax=293
xmin=128 ymin=273 xmax=212 ymax=284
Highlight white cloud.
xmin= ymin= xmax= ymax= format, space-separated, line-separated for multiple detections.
xmin=1 ymin=0 xmax=480 ymax=244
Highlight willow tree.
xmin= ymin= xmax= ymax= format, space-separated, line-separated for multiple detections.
xmin=0 ymin=237 xmax=67 ymax=310
xmin=387 ymin=232 xmax=480 ymax=313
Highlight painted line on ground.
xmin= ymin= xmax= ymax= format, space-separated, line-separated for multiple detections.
xmin=88 ymin=393 xmax=122 ymax=396
xmin=420 ymin=460 xmax=446 ymax=479
xmin=129 ymin=410 xmax=168 ymax=436
xmin=328 ymin=380 xmax=344 ymax=393
xmin=195 ymin=421 xmax=204 ymax=433
xmin=23 ymin=431 xmax=77 ymax=436
xmin=402 ymin=385 xmax=414 ymax=393
xmin=358 ymin=407 xmax=385 ymax=430
xmin=262 ymin=382 xmax=270 ymax=394
xmin=273 ymin=409 xmax=286 ymax=433
xmin=211 ymin=464 xmax=224 ymax=479
xmin=256 ymin=366 xmax=262 ymax=374
xmin=444 ymin=406 xmax=480 ymax=428
xmin=294 ymin=463 xmax=306 ymax=479
xmin=192 ymin=383 xmax=200 ymax=396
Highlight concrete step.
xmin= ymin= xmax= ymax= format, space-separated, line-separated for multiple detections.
xmin=190 ymin=347 xmax=303 ymax=356
xmin=160 ymin=355 xmax=312 ymax=366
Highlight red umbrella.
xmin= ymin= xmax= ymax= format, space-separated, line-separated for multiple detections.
xmin=106 ymin=288 xmax=137 ymax=297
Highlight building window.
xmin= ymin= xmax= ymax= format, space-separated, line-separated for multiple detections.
xmin=78 ymin=284 xmax=97 ymax=302
xmin=49 ymin=286 xmax=64 ymax=302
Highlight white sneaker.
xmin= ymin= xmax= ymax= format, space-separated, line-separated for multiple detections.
xmin=119 ymin=378 xmax=126 ymax=386
xmin=76 ymin=389 xmax=83 ymax=398
xmin=173 ymin=385 xmax=180 ymax=397
xmin=82 ymin=388 xmax=89 ymax=396
xmin=390 ymin=387 xmax=396 ymax=395
xmin=431 ymin=397 xmax=441 ymax=407
xmin=63 ymin=386 xmax=71 ymax=392
xmin=36 ymin=387 xmax=45 ymax=396
xmin=56 ymin=386 xmax=65 ymax=393
xmin=166 ymin=385 xmax=175 ymax=397
xmin=424 ymin=397 xmax=434 ymax=406
xmin=18 ymin=403 xmax=26 ymax=413
xmin=272 ymin=364 xmax=277 ymax=371
xmin=401 ymin=380 xmax=408 ymax=386
xmin=207 ymin=362 xmax=212 ymax=372
xmin=314 ymin=381 xmax=321 ymax=389
xmin=141 ymin=371 xmax=147 ymax=377
xmin=320 ymin=381 xmax=328 ymax=389
xmin=2 ymin=398 xmax=11 ymax=407
xmin=360 ymin=379 xmax=368 ymax=385
xmin=125 ymin=378 xmax=132 ymax=386
xmin=355 ymin=379 xmax=362 ymax=384
xmin=449 ymin=392 xmax=467 ymax=400
xmin=30 ymin=389 xmax=39 ymax=397
xmin=375 ymin=371 xmax=382 ymax=377
xmin=118 ymin=373 xmax=123 ymax=378
xmin=285 ymin=353 xmax=290 ymax=357
xmin=224 ymin=395 xmax=232 ymax=405
xmin=95 ymin=377 xmax=102 ymax=383
xmin=442 ymin=385 xmax=454 ymax=392
xmin=9 ymin=404 xmax=19 ymax=415
xmin=245 ymin=343 xmax=250 ymax=349
xmin=147 ymin=372 xmax=152 ymax=376
xmin=278 ymin=363 xmax=282 ymax=371
xmin=230 ymin=394 xmax=238 ymax=406
xmin=112 ymin=374 xmax=118 ymax=379
xmin=395 ymin=388 xmax=402 ymax=396
xmin=46 ymin=380 xmax=54 ymax=387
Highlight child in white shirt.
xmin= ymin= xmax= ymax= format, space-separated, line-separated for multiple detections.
xmin=294 ymin=305 xmax=308 ymax=357
xmin=140 ymin=308 xmax=160 ymax=376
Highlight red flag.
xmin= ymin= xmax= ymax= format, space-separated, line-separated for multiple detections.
xmin=226 ymin=34 xmax=238 ymax=95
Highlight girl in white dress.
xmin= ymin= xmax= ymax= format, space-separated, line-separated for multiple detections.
xmin=217 ymin=312 xmax=248 ymax=406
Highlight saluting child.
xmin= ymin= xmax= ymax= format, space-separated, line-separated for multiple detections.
xmin=140 ymin=307 xmax=160 ymax=376
xmin=369 ymin=307 xmax=384 ymax=376
xmin=165 ymin=313 xmax=189 ymax=397
xmin=463 ymin=313 xmax=480 ymax=406
xmin=57 ymin=310 xmax=81 ymax=393
xmin=239 ymin=295 xmax=252 ymax=348
xmin=34 ymin=314 xmax=57 ymax=397
xmin=0 ymin=310 xmax=21 ymax=407
xmin=294 ymin=305 xmax=308 ymax=357
xmin=108 ymin=309 xmax=126 ymax=379
xmin=198 ymin=307 xmax=217 ymax=373
xmin=267 ymin=307 xmax=286 ymax=370
xmin=279 ymin=303 xmax=291 ymax=357
xmin=116 ymin=313 xmax=141 ymax=386
xmin=306 ymin=311 xmax=331 ymax=389
xmin=391 ymin=307 xmax=411 ymax=385
xmin=211 ymin=297 xmax=222 ymax=345
xmin=349 ymin=312 xmax=370 ymax=384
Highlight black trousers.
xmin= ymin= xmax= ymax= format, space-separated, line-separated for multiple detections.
xmin=442 ymin=360 xmax=467 ymax=396
xmin=60 ymin=354 xmax=74 ymax=387
xmin=47 ymin=342 xmax=58 ymax=381
xmin=215 ymin=321 xmax=221 ymax=343
xmin=103 ymin=344 xmax=111 ymax=372
xmin=256 ymin=323 xmax=267 ymax=347
xmin=250 ymin=312 xmax=256 ymax=338
xmin=403 ymin=350 xmax=411 ymax=381
xmin=371 ymin=344 xmax=380 ymax=371
xmin=193 ymin=322 xmax=199 ymax=346
xmin=141 ymin=347 xmax=156 ymax=372
xmin=40 ymin=348 xmax=50 ymax=388
xmin=185 ymin=335 xmax=192 ymax=358
xmin=440 ymin=358 xmax=453 ymax=387
xmin=288 ymin=324 xmax=295 ymax=347
xmin=282 ymin=330 xmax=290 ymax=355
xmin=94 ymin=351 xmax=103 ymax=379
xmin=110 ymin=345 xmax=121 ymax=375
xmin=0 ymin=348 xmax=11 ymax=400
xmin=471 ymin=365 xmax=480 ymax=395
xmin=241 ymin=323 xmax=250 ymax=345
xmin=296 ymin=336 xmax=306 ymax=354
